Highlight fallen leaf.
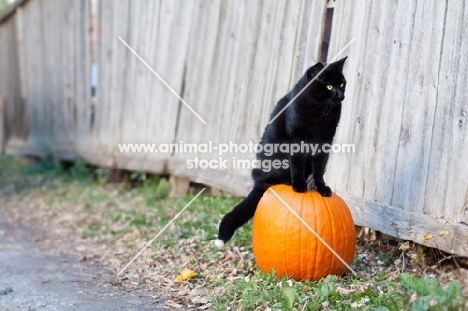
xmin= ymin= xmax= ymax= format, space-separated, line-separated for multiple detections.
xmin=165 ymin=300 xmax=183 ymax=308
xmin=400 ymin=241 xmax=410 ymax=251
xmin=175 ymin=269 xmax=196 ymax=282
xmin=198 ymin=303 xmax=213 ymax=310
xmin=409 ymin=293 xmax=418 ymax=303
xmin=336 ymin=287 xmax=354 ymax=295
xmin=180 ymin=254 xmax=190 ymax=264
xmin=438 ymin=230 xmax=449 ymax=236
xmin=191 ymin=296 xmax=209 ymax=304
xmin=423 ymin=234 xmax=433 ymax=242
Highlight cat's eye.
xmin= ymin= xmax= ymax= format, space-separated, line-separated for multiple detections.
xmin=340 ymin=83 xmax=344 ymax=88
xmin=326 ymin=85 xmax=333 ymax=90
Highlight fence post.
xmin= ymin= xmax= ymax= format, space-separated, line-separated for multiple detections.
xmin=169 ymin=175 xmax=190 ymax=197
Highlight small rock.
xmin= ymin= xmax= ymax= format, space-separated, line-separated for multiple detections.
xmin=0 ymin=287 xmax=13 ymax=295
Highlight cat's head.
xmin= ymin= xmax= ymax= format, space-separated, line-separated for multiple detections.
xmin=305 ymin=57 xmax=347 ymax=105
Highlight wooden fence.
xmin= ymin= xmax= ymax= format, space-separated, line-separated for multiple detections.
xmin=0 ymin=0 xmax=467 ymax=256
xmin=0 ymin=0 xmax=91 ymax=158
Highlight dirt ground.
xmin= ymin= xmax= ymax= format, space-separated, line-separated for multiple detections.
xmin=0 ymin=219 xmax=166 ymax=311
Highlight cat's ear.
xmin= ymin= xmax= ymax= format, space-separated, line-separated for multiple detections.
xmin=307 ymin=62 xmax=325 ymax=80
xmin=331 ymin=56 xmax=348 ymax=72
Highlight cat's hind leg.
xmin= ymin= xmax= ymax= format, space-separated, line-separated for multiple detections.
xmin=215 ymin=183 xmax=268 ymax=247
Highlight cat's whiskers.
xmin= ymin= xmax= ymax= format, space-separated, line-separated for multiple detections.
xmin=320 ymin=101 xmax=334 ymax=119
xmin=320 ymin=104 xmax=327 ymax=117
xmin=306 ymin=101 xmax=329 ymax=114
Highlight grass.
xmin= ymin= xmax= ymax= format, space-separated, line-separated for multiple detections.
xmin=0 ymin=155 xmax=467 ymax=310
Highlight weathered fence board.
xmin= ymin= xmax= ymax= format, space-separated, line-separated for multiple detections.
xmin=1 ymin=0 xmax=90 ymax=159
xmin=22 ymin=0 xmax=47 ymax=152
xmin=93 ymin=0 xmax=131 ymax=155
xmin=74 ymin=0 xmax=92 ymax=148
xmin=0 ymin=14 xmax=24 ymax=143
xmin=0 ymin=96 xmax=4 ymax=152
xmin=425 ymin=0 xmax=468 ymax=222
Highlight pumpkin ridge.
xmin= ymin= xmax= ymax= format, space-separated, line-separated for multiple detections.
xmin=276 ymin=191 xmax=286 ymax=275
xmin=303 ymin=192 xmax=309 ymax=280
xmin=311 ymin=191 xmax=319 ymax=280
xmin=301 ymin=191 xmax=309 ymax=280
xmin=297 ymin=192 xmax=303 ymax=279
xmin=319 ymin=193 xmax=330 ymax=277
xmin=327 ymin=194 xmax=339 ymax=273
xmin=285 ymin=189 xmax=292 ymax=277
xmin=278 ymin=185 xmax=290 ymax=277
xmin=338 ymin=197 xmax=349 ymax=271
xmin=334 ymin=199 xmax=347 ymax=271
xmin=334 ymin=195 xmax=351 ymax=267
xmin=341 ymin=195 xmax=356 ymax=264
xmin=339 ymin=194 xmax=355 ymax=270
xmin=334 ymin=197 xmax=344 ymax=271
xmin=338 ymin=196 xmax=350 ymax=271
xmin=293 ymin=188 xmax=303 ymax=279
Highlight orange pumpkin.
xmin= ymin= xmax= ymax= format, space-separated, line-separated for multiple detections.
xmin=252 ymin=184 xmax=356 ymax=281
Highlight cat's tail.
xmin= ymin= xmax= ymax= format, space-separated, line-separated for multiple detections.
xmin=215 ymin=183 xmax=268 ymax=248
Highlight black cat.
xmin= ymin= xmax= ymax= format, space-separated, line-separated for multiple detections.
xmin=215 ymin=57 xmax=348 ymax=247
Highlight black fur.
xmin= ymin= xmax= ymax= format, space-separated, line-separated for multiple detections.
xmin=217 ymin=57 xmax=348 ymax=244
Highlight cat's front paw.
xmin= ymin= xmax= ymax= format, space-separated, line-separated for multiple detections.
xmin=292 ymin=181 xmax=308 ymax=193
xmin=317 ymin=185 xmax=332 ymax=197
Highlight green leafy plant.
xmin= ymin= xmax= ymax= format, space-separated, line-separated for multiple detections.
xmin=23 ymin=153 xmax=64 ymax=176
xmin=69 ymin=157 xmax=90 ymax=180
xmin=130 ymin=170 xmax=147 ymax=183
xmin=94 ymin=167 xmax=111 ymax=185
xmin=399 ymin=273 xmax=465 ymax=310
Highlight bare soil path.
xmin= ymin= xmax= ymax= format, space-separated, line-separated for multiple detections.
xmin=0 ymin=219 xmax=165 ymax=311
